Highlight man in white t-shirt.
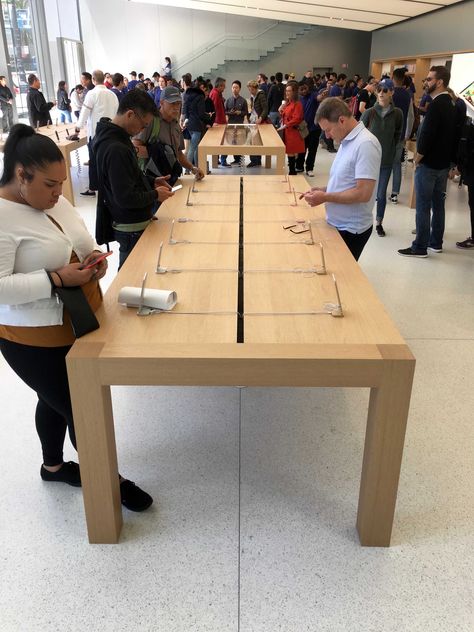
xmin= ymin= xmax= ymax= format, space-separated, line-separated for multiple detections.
xmin=76 ymin=69 xmax=118 ymax=197
xmin=301 ymin=97 xmax=381 ymax=260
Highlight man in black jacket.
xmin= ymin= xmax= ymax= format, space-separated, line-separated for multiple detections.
xmin=93 ymin=90 xmax=174 ymax=268
xmin=26 ymin=74 xmax=54 ymax=128
xmin=267 ymin=72 xmax=285 ymax=127
xmin=0 ymin=76 xmax=14 ymax=132
xmin=399 ymin=66 xmax=458 ymax=258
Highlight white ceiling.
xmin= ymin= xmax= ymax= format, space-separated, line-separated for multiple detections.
xmin=131 ymin=0 xmax=464 ymax=31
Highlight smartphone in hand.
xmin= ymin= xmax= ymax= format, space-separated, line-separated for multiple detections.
xmin=81 ymin=251 xmax=113 ymax=270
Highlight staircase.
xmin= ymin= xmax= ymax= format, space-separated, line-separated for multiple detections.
xmin=173 ymin=21 xmax=315 ymax=79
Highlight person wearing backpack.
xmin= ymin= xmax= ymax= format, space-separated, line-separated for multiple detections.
xmin=361 ymin=79 xmax=403 ymax=237
xmin=183 ymin=80 xmax=212 ymax=166
xmin=133 ymin=86 xmax=205 ymax=183
xmin=93 ymin=90 xmax=174 ymax=267
xmin=453 ymin=117 xmax=474 ymax=249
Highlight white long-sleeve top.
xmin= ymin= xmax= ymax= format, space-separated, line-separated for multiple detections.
xmin=70 ymin=89 xmax=84 ymax=113
xmin=76 ymin=84 xmax=118 ymax=139
xmin=0 ymin=196 xmax=99 ymax=327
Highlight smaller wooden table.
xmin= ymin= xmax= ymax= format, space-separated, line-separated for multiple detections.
xmin=0 ymin=123 xmax=87 ymax=207
xmin=36 ymin=124 xmax=88 ymax=207
xmin=198 ymin=124 xmax=285 ymax=174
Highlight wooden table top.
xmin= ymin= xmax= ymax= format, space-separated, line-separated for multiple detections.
xmin=78 ymin=175 xmax=406 ymax=360
xmin=199 ymin=124 xmax=284 ymax=152
xmin=0 ymin=123 xmax=86 ymax=152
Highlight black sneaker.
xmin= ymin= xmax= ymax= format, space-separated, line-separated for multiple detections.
xmin=327 ymin=148 xmax=337 ymax=153
xmin=295 ymin=167 xmax=304 ymax=173
xmin=390 ymin=194 xmax=398 ymax=204
xmin=120 ymin=479 xmax=153 ymax=512
xmin=456 ymin=237 xmax=474 ymax=249
xmin=40 ymin=461 xmax=81 ymax=487
xmin=80 ymin=189 xmax=96 ymax=197
xmin=398 ymin=247 xmax=428 ymax=258
xmin=427 ymin=246 xmax=442 ymax=253
xmin=376 ymin=224 xmax=386 ymax=237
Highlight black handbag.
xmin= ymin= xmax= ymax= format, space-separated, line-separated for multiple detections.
xmin=54 ymin=286 xmax=100 ymax=338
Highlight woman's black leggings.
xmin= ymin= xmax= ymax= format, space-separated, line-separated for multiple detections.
xmin=467 ymin=181 xmax=474 ymax=238
xmin=0 ymin=339 xmax=76 ymax=466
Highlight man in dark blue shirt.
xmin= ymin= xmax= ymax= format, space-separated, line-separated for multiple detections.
xmin=329 ymin=74 xmax=347 ymax=98
xmin=295 ymin=81 xmax=320 ymax=176
xmin=110 ymin=73 xmax=125 ymax=103
xmin=128 ymin=71 xmax=139 ymax=91
xmin=257 ymin=73 xmax=269 ymax=96
xmin=418 ymin=82 xmax=433 ymax=117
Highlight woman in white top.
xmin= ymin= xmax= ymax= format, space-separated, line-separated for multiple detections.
xmin=0 ymin=124 xmax=152 ymax=512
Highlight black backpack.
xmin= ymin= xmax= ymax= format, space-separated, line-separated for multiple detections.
xmin=138 ymin=116 xmax=183 ymax=186
xmin=144 ymin=141 xmax=182 ymax=186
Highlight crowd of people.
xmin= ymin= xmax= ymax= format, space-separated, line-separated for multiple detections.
xmin=0 ymin=57 xmax=473 ymax=521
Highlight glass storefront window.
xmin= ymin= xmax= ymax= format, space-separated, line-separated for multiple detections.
xmin=2 ymin=0 xmax=39 ymax=121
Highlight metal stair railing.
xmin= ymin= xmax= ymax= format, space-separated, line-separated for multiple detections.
xmin=173 ymin=20 xmax=309 ymax=73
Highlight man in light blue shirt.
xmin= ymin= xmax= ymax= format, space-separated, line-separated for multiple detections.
xmin=301 ymin=97 xmax=381 ymax=260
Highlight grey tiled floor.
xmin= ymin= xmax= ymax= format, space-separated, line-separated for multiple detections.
xmin=1 ymin=147 xmax=473 ymax=631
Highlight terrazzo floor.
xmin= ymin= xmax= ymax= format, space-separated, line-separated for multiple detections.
xmin=0 ymin=146 xmax=473 ymax=632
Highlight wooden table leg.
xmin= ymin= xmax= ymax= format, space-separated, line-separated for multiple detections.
xmin=357 ymin=350 xmax=415 ymax=546
xmin=197 ymin=147 xmax=206 ymax=175
xmin=265 ymin=155 xmax=271 ymax=169
xmin=59 ymin=147 xmax=75 ymax=207
xmin=67 ymin=351 xmax=122 ymax=543
xmin=276 ymin=151 xmax=285 ymax=175
xmin=211 ymin=154 xmax=219 ymax=169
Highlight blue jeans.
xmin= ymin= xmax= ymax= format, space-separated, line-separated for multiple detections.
xmin=113 ymin=229 xmax=144 ymax=269
xmin=376 ymin=165 xmax=392 ymax=221
xmin=59 ymin=109 xmax=72 ymax=123
xmin=391 ymin=141 xmax=404 ymax=195
xmin=187 ymin=130 xmax=201 ymax=166
xmin=268 ymin=111 xmax=280 ymax=127
xmin=412 ymin=163 xmax=449 ymax=251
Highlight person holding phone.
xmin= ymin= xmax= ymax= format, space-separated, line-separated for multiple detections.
xmin=94 ymin=89 xmax=175 ymax=267
xmin=0 ymin=124 xmax=153 ymax=513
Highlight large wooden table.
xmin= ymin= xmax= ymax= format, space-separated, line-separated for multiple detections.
xmin=67 ymin=175 xmax=415 ymax=546
xmin=198 ymin=124 xmax=286 ymax=173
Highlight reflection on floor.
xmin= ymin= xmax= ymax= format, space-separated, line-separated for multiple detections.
xmin=1 ymin=145 xmax=473 ymax=632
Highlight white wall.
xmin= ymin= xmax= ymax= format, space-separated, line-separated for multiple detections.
xmin=79 ymin=1 xmax=291 ymax=76
xmin=78 ymin=0 xmax=371 ymax=83
xmin=44 ymin=0 xmax=82 ymax=89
